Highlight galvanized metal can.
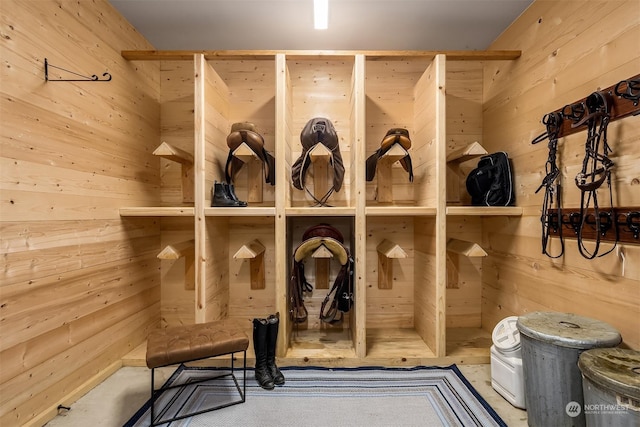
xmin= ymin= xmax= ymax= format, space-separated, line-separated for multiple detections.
xmin=516 ymin=312 xmax=622 ymax=427
xmin=578 ymin=348 xmax=640 ymax=427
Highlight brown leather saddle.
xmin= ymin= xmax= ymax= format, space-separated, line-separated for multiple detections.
xmin=225 ymin=122 xmax=276 ymax=185
xmin=291 ymin=118 xmax=345 ymax=206
xmin=289 ymin=224 xmax=353 ymax=324
xmin=365 ymin=128 xmax=413 ymax=182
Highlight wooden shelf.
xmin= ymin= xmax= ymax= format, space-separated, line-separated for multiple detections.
xmin=446 ymin=206 xmax=523 ymax=216
xmin=286 ymin=207 xmax=356 ymax=217
xmin=365 ymin=206 xmax=437 ymax=216
xmin=119 ymin=207 xmax=195 ymax=217
xmin=122 ymin=49 xmax=521 ymax=61
xmin=204 ymin=207 xmax=276 ymax=217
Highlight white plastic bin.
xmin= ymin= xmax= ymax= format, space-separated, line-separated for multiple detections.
xmin=490 ymin=316 xmax=526 ymax=409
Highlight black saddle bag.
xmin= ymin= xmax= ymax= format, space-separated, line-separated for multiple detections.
xmin=465 ymin=152 xmax=515 ymax=206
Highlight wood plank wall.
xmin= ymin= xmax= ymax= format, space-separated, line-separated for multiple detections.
xmin=0 ymin=1 xmax=161 ymax=425
xmin=482 ymin=0 xmax=640 ymax=349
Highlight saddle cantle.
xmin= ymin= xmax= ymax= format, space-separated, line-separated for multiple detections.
xmin=289 ymin=223 xmax=353 ymax=324
xmin=365 ymin=128 xmax=414 ymax=182
xmin=225 ymin=122 xmax=276 ymax=185
xmin=291 ymin=118 xmax=345 ymax=205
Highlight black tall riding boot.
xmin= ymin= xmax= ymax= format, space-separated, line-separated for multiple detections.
xmin=253 ymin=318 xmax=275 ymax=390
xmin=266 ymin=313 xmax=285 ymax=385
xmin=212 ymin=182 xmax=241 ymax=207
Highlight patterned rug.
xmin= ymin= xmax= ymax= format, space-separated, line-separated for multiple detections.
xmin=124 ymin=365 xmax=506 ymax=427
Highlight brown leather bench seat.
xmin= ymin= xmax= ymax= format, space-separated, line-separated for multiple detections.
xmin=145 ymin=321 xmax=249 ymax=426
xmin=146 ymin=322 xmax=249 ymax=369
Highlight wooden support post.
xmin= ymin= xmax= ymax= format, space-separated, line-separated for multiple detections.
xmin=233 ymin=239 xmax=266 ymax=290
xmin=376 ymin=239 xmax=408 ymax=289
xmin=153 ymin=142 xmax=195 ymax=204
xmin=312 ymin=244 xmax=333 ymax=289
xmin=157 ymin=240 xmax=195 ymax=290
xmin=232 ymin=142 xmax=263 ymax=203
xmin=376 ymin=143 xmax=409 ymax=203
xmin=445 ymin=141 xmax=487 ymax=204
xmin=309 ymin=143 xmax=332 ymax=203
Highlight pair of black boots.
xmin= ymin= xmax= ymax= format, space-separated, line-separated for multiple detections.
xmin=253 ymin=313 xmax=285 ymax=389
xmin=211 ymin=181 xmax=247 ymax=207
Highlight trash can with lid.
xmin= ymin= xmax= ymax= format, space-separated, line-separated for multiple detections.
xmin=578 ymin=348 xmax=640 ymax=427
xmin=516 ymin=312 xmax=622 ymax=427
xmin=491 ymin=316 xmax=526 ymax=409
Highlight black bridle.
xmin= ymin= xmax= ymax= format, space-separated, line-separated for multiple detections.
xmin=570 ymin=91 xmax=617 ymax=259
xmin=532 ymin=111 xmax=564 ymax=258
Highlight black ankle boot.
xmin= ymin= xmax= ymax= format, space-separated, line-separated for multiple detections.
xmin=253 ymin=318 xmax=274 ymax=390
xmin=225 ymin=183 xmax=247 ymax=207
xmin=211 ymin=182 xmax=241 ymax=207
xmin=266 ymin=313 xmax=285 ymax=385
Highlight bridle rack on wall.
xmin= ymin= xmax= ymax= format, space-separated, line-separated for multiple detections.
xmin=532 ymin=74 xmax=640 ymax=257
xmin=551 ymin=74 xmax=640 ymax=138
xmin=545 ymin=207 xmax=640 ymax=245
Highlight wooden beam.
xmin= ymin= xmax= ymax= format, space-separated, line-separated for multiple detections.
xmin=122 ymin=49 xmax=522 ymax=61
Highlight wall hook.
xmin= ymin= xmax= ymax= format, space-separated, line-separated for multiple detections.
xmin=44 ymin=58 xmax=112 ymax=82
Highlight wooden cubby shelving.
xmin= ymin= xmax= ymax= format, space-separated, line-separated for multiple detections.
xmin=120 ymin=50 xmax=523 ymax=366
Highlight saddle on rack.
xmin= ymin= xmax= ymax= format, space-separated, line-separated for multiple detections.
xmin=365 ymin=128 xmax=414 ymax=182
xmin=291 ymin=118 xmax=345 ymax=205
xmin=289 ymin=224 xmax=353 ymax=324
xmin=225 ymin=122 xmax=276 ymax=185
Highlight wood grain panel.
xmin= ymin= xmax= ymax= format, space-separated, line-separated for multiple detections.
xmin=482 ymin=0 xmax=639 ymax=349
xmin=0 ymin=1 xmax=161 ymax=424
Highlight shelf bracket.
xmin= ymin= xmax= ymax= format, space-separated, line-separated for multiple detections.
xmin=153 ymin=142 xmax=194 ymax=204
xmin=446 ymin=238 xmax=487 ymax=289
xmin=376 ymin=239 xmax=408 ymax=289
xmin=309 ymin=143 xmax=333 ymax=205
xmin=157 ymin=240 xmax=195 ymax=290
xmin=233 ymin=239 xmax=266 ymax=290
xmin=311 ymin=243 xmax=334 ymax=289
xmin=232 ymin=143 xmax=263 ymax=203
xmin=44 ymin=58 xmax=112 ymax=82
xmin=446 ymin=141 xmax=487 ymax=204
xmin=376 ymin=143 xmax=409 ymax=203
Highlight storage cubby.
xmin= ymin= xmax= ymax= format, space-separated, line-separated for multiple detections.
xmin=121 ymin=50 xmax=522 ymax=365
xmin=282 ymin=56 xmax=358 ymax=209
xmin=365 ymin=57 xmax=440 ymax=208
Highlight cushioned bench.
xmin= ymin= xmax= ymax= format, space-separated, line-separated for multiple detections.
xmin=146 ymin=321 xmax=249 ymax=426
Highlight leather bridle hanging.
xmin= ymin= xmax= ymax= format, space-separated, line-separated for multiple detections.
xmin=532 ymin=111 xmax=565 ymax=258
xmin=571 ymin=91 xmax=618 ymax=259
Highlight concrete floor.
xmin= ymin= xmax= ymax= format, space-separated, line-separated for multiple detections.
xmin=44 ymin=364 xmax=527 ymax=426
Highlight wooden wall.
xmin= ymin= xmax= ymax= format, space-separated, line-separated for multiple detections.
xmin=0 ymin=1 xmax=161 ymax=425
xmin=482 ymin=0 xmax=640 ymax=349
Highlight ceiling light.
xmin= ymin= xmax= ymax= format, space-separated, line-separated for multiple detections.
xmin=314 ymin=0 xmax=328 ymax=30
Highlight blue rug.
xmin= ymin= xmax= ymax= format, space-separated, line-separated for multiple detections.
xmin=124 ymin=365 xmax=506 ymax=427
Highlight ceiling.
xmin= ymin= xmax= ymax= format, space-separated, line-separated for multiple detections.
xmin=109 ymin=0 xmax=534 ymax=51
